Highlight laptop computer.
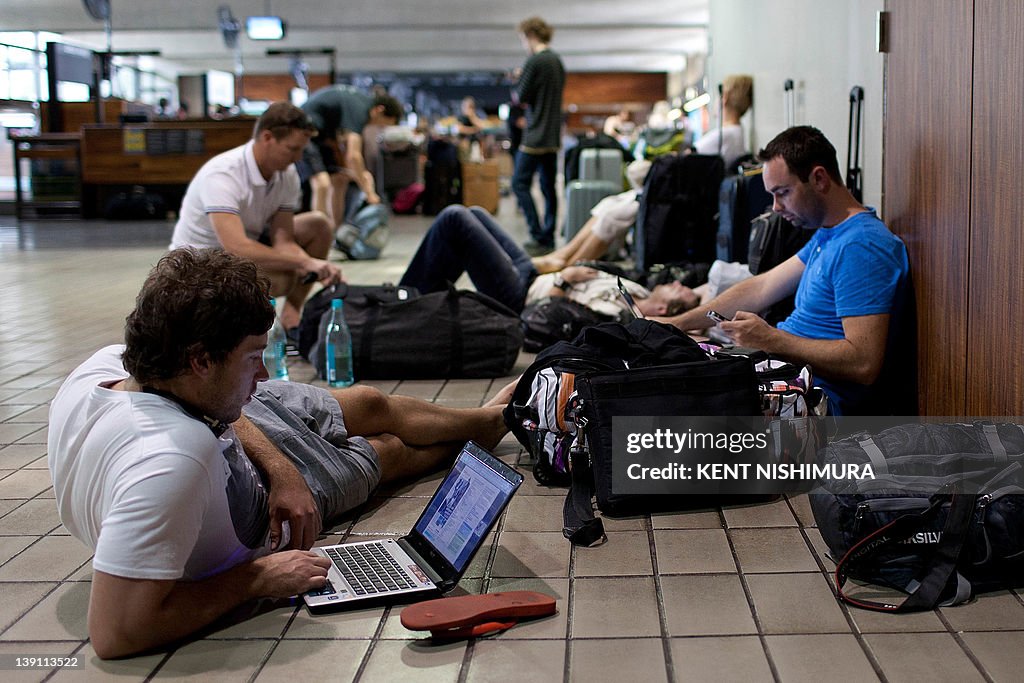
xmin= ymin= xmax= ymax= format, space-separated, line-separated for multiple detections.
xmin=303 ymin=441 xmax=523 ymax=611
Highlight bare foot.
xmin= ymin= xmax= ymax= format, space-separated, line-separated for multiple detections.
xmin=531 ymin=254 xmax=566 ymax=274
xmin=484 ymin=377 xmax=519 ymax=408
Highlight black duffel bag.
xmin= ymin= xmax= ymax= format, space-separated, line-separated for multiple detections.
xmin=298 ymin=283 xmax=419 ymax=362
xmin=810 ymin=421 xmax=1024 ymax=612
xmin=308 ymin=284 xmax=522 ymax=380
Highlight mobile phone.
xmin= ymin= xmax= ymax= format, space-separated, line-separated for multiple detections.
xmin=616 ymin=276 xmax=645 ymax=319
xmin=706 ymin=310 xmax=728 ymax=324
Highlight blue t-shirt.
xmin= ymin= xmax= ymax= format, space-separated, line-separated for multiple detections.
xmin=778 ymin=209 xmax=910 ymax=414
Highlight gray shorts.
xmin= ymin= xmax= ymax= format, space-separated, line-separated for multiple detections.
xmin=242 ymin=380 xmax=381 ymax=522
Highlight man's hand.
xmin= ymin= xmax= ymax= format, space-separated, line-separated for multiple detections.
xmin=268 ymin=464 xmax=322 ymax=550
xmin=560 ymin=266 xmax=600 ymax=284
xmin=719 ymin=311 xmax=777 ymax=349
xmin=302 ymin=257 xmax=343 ymax=286
xmin=250 ymin=551 xmax=331 ymax=597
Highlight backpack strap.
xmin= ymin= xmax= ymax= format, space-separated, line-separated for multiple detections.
xmin=980 ymin=422 xmax=1008 ymax=463
xmin=856 ymin=435 xmax=890 ymax=476
xmin=562 ymin=431 xmax=606 ymax=547
xmin=834 ymin=489 xmax=977 ymax=612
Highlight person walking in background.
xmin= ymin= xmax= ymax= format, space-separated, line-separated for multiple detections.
xmin=510 ymin=16 xmax=565 ymax=255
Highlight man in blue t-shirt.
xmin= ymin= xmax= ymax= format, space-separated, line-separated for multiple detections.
xmin=663 ymin=126 xmax=913 ymax=415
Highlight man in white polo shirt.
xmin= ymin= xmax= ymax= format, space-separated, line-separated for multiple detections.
xmin=171 ymin=102 xmax=342 ymax=330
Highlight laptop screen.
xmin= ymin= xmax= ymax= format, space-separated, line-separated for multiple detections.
xmin=412 ymin=443 xmax=520 ymax=571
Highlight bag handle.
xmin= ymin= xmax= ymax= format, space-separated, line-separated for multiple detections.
xmin=834 ymin=490 xmax=977 ymax=612
xmin=562 ymin=431 xmax=606 ymax=547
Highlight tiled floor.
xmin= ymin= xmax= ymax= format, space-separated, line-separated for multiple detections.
xmin=2 ymin=200 xmax=1024 ymax=682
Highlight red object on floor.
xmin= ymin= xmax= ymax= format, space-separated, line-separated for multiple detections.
xmin=400 ymin=590 xmax=557 ymax=639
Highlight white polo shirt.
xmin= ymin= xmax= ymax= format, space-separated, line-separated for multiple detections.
xmin=170 ymin=140 xmax=301 ymax=249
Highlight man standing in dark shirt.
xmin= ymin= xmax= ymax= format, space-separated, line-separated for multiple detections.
xmin=301 ymin=85 xmax=403 ymax=229
xmin=511 ymin=16 xmax=565 ymax=255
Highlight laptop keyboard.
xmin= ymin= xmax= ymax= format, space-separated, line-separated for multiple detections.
xmin=325 ymin=543 xmax=417 ymax=595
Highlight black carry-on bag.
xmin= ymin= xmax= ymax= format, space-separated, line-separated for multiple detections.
xmin=811 ymin=421 xmax=1024 ymax=612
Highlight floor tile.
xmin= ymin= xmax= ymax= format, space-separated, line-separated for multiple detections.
xmin=669 ymin=636 xmax=773 ymax=682
xmin=154 ymin=639 xmax=276 ymax=681
xmin=654 ymin=529 xmax=736 ymax=574
xmin=0 ymin=535 xmax=36 ymax=564
xmin=864 ymin=632 xmax=984 ymax=682
xmin=0 ymin=469 xmax=53 ymax=499
xmin=728 ymin=527 xmax=819 ymax=574
xmin=503 ymin=496 xmax=566 ymax=532
xmin=650 ymin=509 xmax=723 ymax=529
xmin=941 ymin=590 xmax=1024 ymax=631
xmin=486 ymin=577 xmax=568 ymax=640
xmin=571 ymin=577 xmax=661 ymax=638
xmin=466 ymin=639 xmax=565 ymax=683
xmin=283 ymin=604 xmax=384 ymax=639
xmin=573 ymin=531 xmax=653 ymax=577
xmin=745 ymin=572 xmax=851 ymax=634
xmin=0 ymin=641 xmax=89 ymax=683
xmin=569 ymin=638 xmax=667 ymax=683
xmin=0 ymin=581 xmax=59 ymax=632
xmin=350 ymin=497 xmax=434 ymax=534
xmin=490 ymin=531 xmax=570 ymax=578
xmin=257 ymin=639 xmax=368 ymax=682
xmin=765 ymin=634 xmax=878 ymax=682
xmin=723 ymin=497 xmax=798 ymax=527
xmin=0 ymin=499 xmax=63 ymax=535
xmin=0 ymin=536 xmax=92 ymax=581
xmin=0 ymin=445 xmax=48 ymax=470
xmin=960 ymin=631 xmax=1024 ymax=682
xmin=0 ymin=581 xmax=88 ymax=641
xmin=49 ymin=642 xmax=165 ymax=681
xmin=360 ymin=639 xmax=465 ymax=683
xmin=660 ymin=574 xmax=757 ymax=636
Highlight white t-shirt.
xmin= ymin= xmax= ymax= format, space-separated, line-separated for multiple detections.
xmin=170 ymin=140 xmax=301 ymax=250
xmin=525 ymin=271 xmax=651 ymax=319
xmin=694 ymin=124 xmax=747 ymax=169
xmin=588 ymin=190 xmax=640 ymax=242
xmin=47 ymin=346 xmax=273 ymax=581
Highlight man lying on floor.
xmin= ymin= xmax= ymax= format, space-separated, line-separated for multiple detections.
xmin=399 ymin=204 xmax=698 ymax=319
xmin=47 ymin=248 xmax=512 ymax=659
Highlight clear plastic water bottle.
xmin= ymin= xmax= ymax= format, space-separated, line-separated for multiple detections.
xmin=323 ymin=299 xmax=354 ymax=387
xmin=264 ymin=298 xmax=289 ymax=381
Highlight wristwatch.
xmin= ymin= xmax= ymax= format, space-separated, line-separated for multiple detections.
xmin=552 ymin=274 xmax=571 ymax=291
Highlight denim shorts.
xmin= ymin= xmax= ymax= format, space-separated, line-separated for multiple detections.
xmin=241 ymin=380 xmax=381 ymax=522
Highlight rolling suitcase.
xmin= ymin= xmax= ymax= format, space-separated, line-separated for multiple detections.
xmin=579 ymin=148 xmax=624 ymax=186
xmin=423 ymin=139 xmax=462 ymax=215
xmin=716 ymin=167 xmax=772 ymax=262
xmin=563 ymin=179 xmax=619 ymax=240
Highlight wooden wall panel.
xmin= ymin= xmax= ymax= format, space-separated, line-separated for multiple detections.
xmin=239 ymin=74 xmax=332 ymax=103
xmin=563 ymin=72 xmax=667 ymax=107
xmin=883 ymin=0 xmax=973 ymax=415
xmin=968 ymin=1 xmax=1024 ymax=415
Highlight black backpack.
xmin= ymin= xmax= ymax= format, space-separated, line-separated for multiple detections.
xmin=634 ymin=153 xmax=725 ymax=271
xmin=519 ymin=297 xmax=613 ymax=353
